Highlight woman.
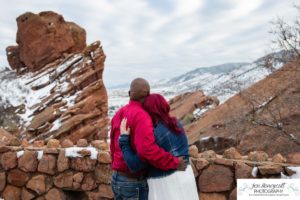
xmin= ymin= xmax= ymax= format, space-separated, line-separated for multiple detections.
xmin=118 ymin=93 xmax=198 ymax=200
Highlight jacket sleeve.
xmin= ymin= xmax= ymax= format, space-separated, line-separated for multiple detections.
xmin=118 ymin=135 xmax=148 ymax=173
xmin=134 ymin=112 xmax=179 ymax=170
xmin=109 ymin=116 xmax=116 ymax=166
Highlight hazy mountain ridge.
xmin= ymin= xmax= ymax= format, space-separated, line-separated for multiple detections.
xmin=108 ymin=51 xmax=287 ymax=117
xmin=167 ymin=62 xmax=250 ymax=84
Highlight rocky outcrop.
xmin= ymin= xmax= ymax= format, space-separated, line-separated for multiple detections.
xmin=0 ymin=128 xmax=20 ymax=146
xmin=4 ymin=11 xmax=108 ymax=143
xmin=7 ymin=11 xmax=86 ymax=72
xmin=24 ymin=41 xmax=108 ymax=143
xmin=169 ymin=91 xmax=220 ymax=125
xmin=185 ymin=61 xmax=300 ymax=156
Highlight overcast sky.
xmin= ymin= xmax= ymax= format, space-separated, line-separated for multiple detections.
xmin=0 ymin=0 xmax=299 ymax=87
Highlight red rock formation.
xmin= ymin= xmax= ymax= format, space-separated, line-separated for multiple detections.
xmin=185 ymin=61 xmax=300 ymax=156
xmin=0 ymin=128 xmax=20 ymax=146
xmin=5 ymin=12 xmax=108 ymax=143
xmin=169 ymin=91 xmax=220 ymax=125
xmin=21 ymin=41 xmax=108 ymax=143
xmin=6 ymin=46 xmax=25 ymax=72
xmin=6 ymin=11 xmax=86 ymax=72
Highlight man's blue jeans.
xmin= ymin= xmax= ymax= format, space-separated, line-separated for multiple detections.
xmin=112 ymin=171 xmax=148 ymax=200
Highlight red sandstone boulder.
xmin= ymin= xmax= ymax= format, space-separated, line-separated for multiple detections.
xmin=0 ymin=172 xmax=6 ymax=191
xmin=0 ymin=151 xmax=17 ymax=170
xmin=169 ymin=91 xmax=206 ymax=122
xmin=13 ymin=11 xmax=86 ymax=71
xmin=191 ymin=161 xmax=199 ymax=177
xmin=57 ymin=150 xmax=69 ymax=172
xmin=189 ymin=145 xmax=199 ymax=158
xmin=98 ymin=184 xmax=114 ymax=199
xmin=272 ymin=153 xmax=287 ymax=163
xmin=33 ymin=140 xmax=45 ymax=147
xmin=47 ymin=139 xmax=61 ymax=148
xmin=0 ymin=144 xmax=9 ymax=153
xmin=200 ymin=192 xmax=226 ymax=200
xmin=81 ymin=174 xmax=97 ymax=191
xmin=223 ymin=147 xmax=241 ymax=159
xmin=73 ymin=172 xmax=84 ymax=183
xmin=2 ymin=185 xmax=22 ymax=200
xmin=78 ymin=149 xmax=91 ymax=157
xmin=21 ymin=139 xmax=29 ymax=147
xmin=26 ymin=175 xmax=52 ymax=195
xmin=36 ymin=197 xmax=46 ymax=200
xmin=38 ymin=154 xmax=56 ymax=175
xmin=6 ymin=46 xmax=25 ymax=72
xmin=258 ymin=165 xmax=284 ymax=175
xmin=199 ymin=150 xmax=217 ymax=159
xmin=18 ymin=151 xmax=38 ymax=172
xmin=54 ymin=171 xmax=73 ymax=188
xmin=61 ymin=139 xmax=74 ymax=148
xmin=45 ymin=188 xmax=66 ymax=200
xmin=235 ymin=162 xmax=253 ymax=179
xmin=76 ymin=138 xmax=88 ymax=147
xmin=198 ymin=164 xmax=234 ymax=192
xmin=248 ymin=151 xmax=269 ymax=162
xmin=97 ymin=151 xmax=112 ymax=164
xmin=0 ymin=128 xmax=20 ymax=146
xmin=70 ymin=157 xmax=96 ymax=172
xmin=7 ymin=169 xmax=29 ymax=186
xmin=88 ymin=184 xmax=114 ymax=199
xmin=95 ymin=164 xmax=113 ymax=184
xmin=192 ymin=158 xmax=209 ymax=171
xmin=22 ymin=188 xmax=36 ymax=200
xmin=229 ymin=188 xmax=237 ymax=200
xmin=91 ymin=140 xmax=109 ymax=150
xmin=213 ymin=157 xmax=234 ymax=166
xmin=287 ymin=152 xmax=300 ymax=164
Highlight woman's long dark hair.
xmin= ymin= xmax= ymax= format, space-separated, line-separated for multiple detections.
xmin=143 ymin=93 xmax=183 ymax=134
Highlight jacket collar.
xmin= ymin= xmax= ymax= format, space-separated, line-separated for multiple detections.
xmin=129 ymin=100 xmax=142 ymax=107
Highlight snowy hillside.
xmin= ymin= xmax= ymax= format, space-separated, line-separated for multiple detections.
xmin=0 ymin=55 xmax=84 ymax=127
xmin=108 ymin=51 xmax=287 ymax=117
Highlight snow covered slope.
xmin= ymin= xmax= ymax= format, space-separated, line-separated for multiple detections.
xmin=108 ymin=51 xmax=286 ymax=117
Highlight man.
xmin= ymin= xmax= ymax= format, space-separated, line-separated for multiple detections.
xmin=110 ymin=78 xmax=187 ymax=200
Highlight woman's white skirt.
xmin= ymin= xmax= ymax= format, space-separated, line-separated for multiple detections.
xmin=147 ymin=165 xmax=199 ymax=200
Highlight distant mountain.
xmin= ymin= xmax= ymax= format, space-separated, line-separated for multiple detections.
xmin=107 ymin=51 xmax=289 ymax=118
xmin=167 ymin=62 xmax=249 ymax=84
xmin=107 ymin=83 xmax=130 ymax=89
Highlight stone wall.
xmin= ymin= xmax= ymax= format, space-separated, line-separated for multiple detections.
xmin=0 ymin=141 xmax=299 ymax=200
xmin=0 ymin=139 xmax=112 ymax=200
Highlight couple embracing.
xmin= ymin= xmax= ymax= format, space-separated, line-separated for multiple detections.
xmin=110 ymin=78 xmax=198 ymax=200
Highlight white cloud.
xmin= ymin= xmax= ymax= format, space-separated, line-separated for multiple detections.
xmin=0 ymin=0 xmax=298 ymax=87
xmin=173 ymin=0 xmax=205 ymax=17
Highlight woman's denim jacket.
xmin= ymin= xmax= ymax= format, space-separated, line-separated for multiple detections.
xmin=118 ymin=121 xmax=189 ymax=178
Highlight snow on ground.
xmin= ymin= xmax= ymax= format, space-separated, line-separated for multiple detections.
xmin=37 ymin=150 xmax=44 ymax=160
xmin=108 ymin=59 xmax=284 ymax=118
xmin=16 ymin=150 xmax=24 ymax=158
xmin=65 ymin=146 xmax=98 ymax=159
xmin=0 ymin=55 xmax=82 ymax=126
xmin=252 ymin=167 xmax=259 ymax=177
xmin=16 ymin=150 xmax=43 ymax=159
xmin=282 ymin=167 xmax=300 ymax=179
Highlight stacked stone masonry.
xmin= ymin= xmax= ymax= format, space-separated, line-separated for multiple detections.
xmin=0 ymin=141 xmax=299 ymax=200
